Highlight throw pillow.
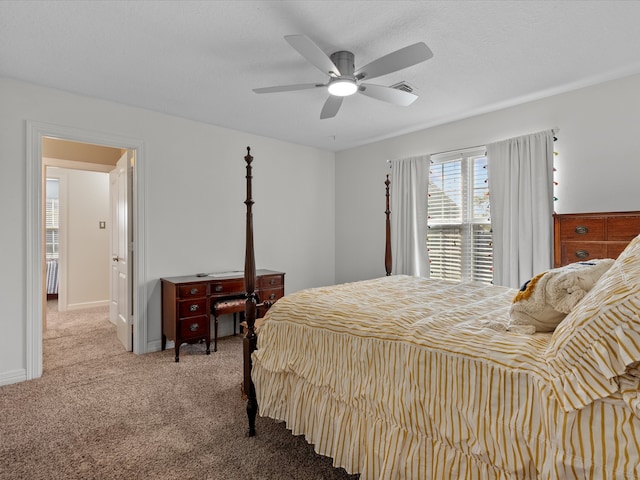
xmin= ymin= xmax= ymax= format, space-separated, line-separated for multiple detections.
xmin=509 ymin=258 xmax=615 ymax=333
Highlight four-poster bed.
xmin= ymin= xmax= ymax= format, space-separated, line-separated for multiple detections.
xmin=241 ymin=148 xmax=640 ymax=478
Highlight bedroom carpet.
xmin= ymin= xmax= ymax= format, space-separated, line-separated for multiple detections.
xmin=0 ymin=301 xmax=358 ymax=480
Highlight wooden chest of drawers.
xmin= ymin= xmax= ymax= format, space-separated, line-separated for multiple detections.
xmin=161 ymin=269 xmax=285 ymax=362
xmin=553 ymin=211 xmax=640 ymax=267
xmin=161 ymin=280 xmax=212 ymax=362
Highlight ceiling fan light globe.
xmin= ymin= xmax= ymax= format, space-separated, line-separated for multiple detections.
xmin=328 ymin=79 xmax=357 ymax=97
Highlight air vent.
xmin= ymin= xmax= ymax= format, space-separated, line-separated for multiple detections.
xmin=390 ymin=81 xmax=414 ymax=93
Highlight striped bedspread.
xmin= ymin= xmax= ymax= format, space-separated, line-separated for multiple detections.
xmin=252 ymin=275 xmax=640 ymax=479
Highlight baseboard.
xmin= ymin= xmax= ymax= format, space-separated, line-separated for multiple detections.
xmin=0 ymin=369 xmax=27 ymax=386
xmin=66 ymin=300 xmax=109 ymax=311
xmin=147 ymin=339 xmax=173 ymax=353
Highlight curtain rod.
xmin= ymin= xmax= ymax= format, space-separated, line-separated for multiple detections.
xmin=387 ymin=127 xmax=560 ymax=163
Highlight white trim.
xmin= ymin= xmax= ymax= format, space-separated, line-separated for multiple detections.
xmin=0 ymin=369 xmax=27 ymax=387
xmin=430 ymin=146 xmax=487 ymax=164
xmin=65 ymin=300 xmax=110 ymax=311
xmin=26 ymin=121 xmax=148 ymax=381
xmin=44 ymin=157 xmax=115 ymax=173
xmin=26 ymin=123 xmax=43 ymax=380
xmin=147 ymin=339 xmax=174 ymax=352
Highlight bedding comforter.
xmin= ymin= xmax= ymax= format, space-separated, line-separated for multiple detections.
xmin=252 ymin=275 xmax=640 ymax=479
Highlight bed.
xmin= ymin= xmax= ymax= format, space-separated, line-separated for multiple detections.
xmin=240 ymin=148 xmax=640 ymax=479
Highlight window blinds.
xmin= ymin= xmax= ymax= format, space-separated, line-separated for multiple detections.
xmin=427 ymin=149 xmax=492 ymax=283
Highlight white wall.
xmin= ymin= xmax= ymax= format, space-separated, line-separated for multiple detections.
xmin=0 ymin=77 xmax=335 ymax=385
xmin=47 ymin=167 xmax=110 ymax=309
xmin=4 ymin=72 xmax=639 ymax=385
xmin=335 ymin=73 xmax=640 ymax=284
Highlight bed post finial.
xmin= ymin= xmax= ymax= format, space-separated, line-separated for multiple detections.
xmin=243 ymin=146 xmax=258 ymax=436
xmin=385 ymin=174 xmax=392 ymax=276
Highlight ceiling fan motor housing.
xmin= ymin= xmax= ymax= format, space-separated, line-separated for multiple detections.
xmin=253 ymin=35 xmax=431 ymax=118
xmin=330 ymin=51 xmax=355 ymax=77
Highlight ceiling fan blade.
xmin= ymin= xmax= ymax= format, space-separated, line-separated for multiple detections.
xmin=354 ymin=42 xmax=433 ymax=81
xmin=359 ymin=83 xmax=418 ymax=106
xmin=320 ymin=95 xmax=343 ymax=119
xmin=253 ymin=83 xmax=323 ymax=94
xmin=285 ymin=34 xmax=341 ymax=77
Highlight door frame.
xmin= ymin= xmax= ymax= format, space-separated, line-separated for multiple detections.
xmin=26 ymin=120 xmax=147 ymax=380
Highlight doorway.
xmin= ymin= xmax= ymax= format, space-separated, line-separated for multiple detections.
xmin=26 ymin=121 xmax=147 ymax=381
xmin=44 ymin=139 xmax=119 ymax=312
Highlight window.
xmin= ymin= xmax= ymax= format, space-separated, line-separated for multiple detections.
xmin=46 ymin=178 xmax=59 ymax=260
xmin=427 ymin=148 xmax=492 ymax=283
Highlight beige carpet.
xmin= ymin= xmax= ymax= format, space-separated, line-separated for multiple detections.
xmin=0 ymin=301 xmax=358 ymax=479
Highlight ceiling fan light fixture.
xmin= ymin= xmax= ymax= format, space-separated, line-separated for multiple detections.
xmin=253 ymin=35 xmax=433 ymax=118
xmin=328 ymin=78 xmax=357 ymax=97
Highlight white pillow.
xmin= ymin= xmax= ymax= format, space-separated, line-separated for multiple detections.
xmin=509 ymin=258 xmax=615 ymax=332
xmin=546 ymin=234 xmax=640 ymax=411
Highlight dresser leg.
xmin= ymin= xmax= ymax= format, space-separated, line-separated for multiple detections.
xmin=174 ymin=344 xmax=180 ymax=362
xmin=206 ymin=338 xmax=211 ymax=355
xmin=214 ymin=316 xmax=218 ymax=352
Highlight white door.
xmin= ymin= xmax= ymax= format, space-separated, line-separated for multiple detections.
xmin=110 ymin=151 xmax=133 ymax=351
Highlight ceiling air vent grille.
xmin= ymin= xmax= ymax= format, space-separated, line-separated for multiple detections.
xmin=390 ymin=82 xmax=414 ymax=93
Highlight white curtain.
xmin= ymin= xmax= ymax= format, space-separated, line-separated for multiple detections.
xmin=390 ymin=155 xmax=429 ymax=276
xmin=487 ymin=130 xmax=555 ymax=288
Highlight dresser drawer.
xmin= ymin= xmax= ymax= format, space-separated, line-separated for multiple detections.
xmin=210 ymin=279 xmax=245 ymax=296
xmin=178 ymin=284 xmax=207 ymax=299
xmin=178 ymin=315 xmax=209 ymax=339
xmin=558 ymin=218 xmax=605 ymax=240
xmin=561 ymin=242 xmax=607 ymax=265
xmin=259 ymin=287 xmax=284 ymax=304
xmin=606 ymin=242 xmax=633 ymax=259
xmin=607 ymin=217 xmax=640 ymax=241
xmin=178 ymin=298 xmax=207 ymax=318
xmin=259 ymin=274 xmax=284 ymax=289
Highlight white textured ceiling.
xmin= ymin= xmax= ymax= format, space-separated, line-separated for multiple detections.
xmin=2 ymin=1 xmax=640 ymax=152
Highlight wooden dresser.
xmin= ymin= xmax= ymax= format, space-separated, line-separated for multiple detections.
xmin=161 ymin=269 xmax=284 ymax=362
xmin=553 ymin=211 xmax=640 ymax=267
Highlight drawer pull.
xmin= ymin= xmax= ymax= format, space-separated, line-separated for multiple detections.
xmin=189 ymin=304 xmax=199 ymax=312
xmin=190 ymin=288 xmax=198 ymax=295
xmin=574 ymin=225 xmax=589 ymax=235
xmin=189 ymin=323 xmax=200 ymax=332
xmin=269 ymin=293 xmax=276 ymax=300
xmin=575 ymin=249 xmax=590 ymax=259
xmin=215 ymin=285 xmax=223 ymax=292
xmin=269 ymin=279 xmax=276 ymax=285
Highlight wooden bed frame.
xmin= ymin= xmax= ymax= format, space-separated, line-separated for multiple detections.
xmin=241 ymin=147 xmax=392 ymax=435
xmin=239 ymin=149 xmax=640 ymax=476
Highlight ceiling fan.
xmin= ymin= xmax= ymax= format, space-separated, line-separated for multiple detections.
xmin=253 ymin=34 xmax=433 ymax=119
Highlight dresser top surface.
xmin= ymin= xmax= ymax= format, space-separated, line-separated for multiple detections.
xmin=161 ymin=269 xmax=284 ymax=285
xmin=554 ymin=211 xmax=640 ymax=218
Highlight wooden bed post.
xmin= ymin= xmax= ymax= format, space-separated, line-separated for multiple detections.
xmin=385 ymin=174 xmax=392 ymax=276
xmin=242 ymin=146 xmax=258 ymax=436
